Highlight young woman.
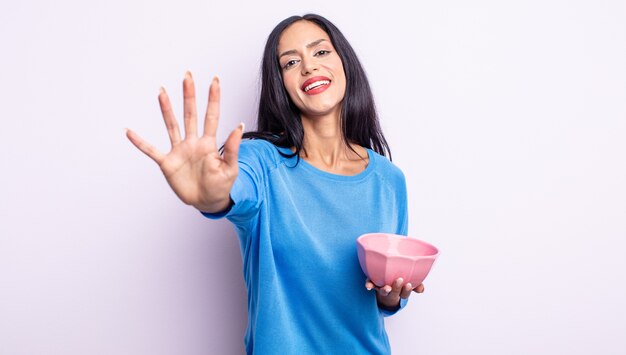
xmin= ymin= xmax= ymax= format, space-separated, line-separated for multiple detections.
xmin=126 ymin=13 xmax=424 ymax=354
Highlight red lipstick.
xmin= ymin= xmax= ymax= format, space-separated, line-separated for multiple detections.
xmin=301 ymin=76 xmax=332 ymax=95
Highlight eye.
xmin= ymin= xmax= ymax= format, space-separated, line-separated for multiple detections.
xmin=315 ymin=50 xmax=331 ymax=56
xmin=282 ymin=59 xmax=299 ymax=70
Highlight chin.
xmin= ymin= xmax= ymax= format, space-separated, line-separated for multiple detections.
xmin=299 ymin=99 xmax=342 ymax=116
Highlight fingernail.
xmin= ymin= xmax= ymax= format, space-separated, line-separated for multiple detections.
xmin=214 ymin=75 xmax=220 ymax=83
xmin=185 ymin=71 xmax=192 ymax=80
xmin=397 ymin=278 xmax=404 ymax=285
xmin=159 ymin=86 xmax=165 ymax=95
xmin=239 ymin=122 xmax=245 ymax=131
xmin=366 ymin=286 xmax=372 ymax=291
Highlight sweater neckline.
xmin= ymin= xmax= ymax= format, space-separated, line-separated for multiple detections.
xmin=277 ymin=146 xmax=376 ymax=181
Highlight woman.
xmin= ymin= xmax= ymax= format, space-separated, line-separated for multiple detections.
xmin=126 ymin=14 xmax=424 ymax=354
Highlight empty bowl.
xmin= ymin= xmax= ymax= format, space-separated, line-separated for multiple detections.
xmin=356 ymin=233 xmax=439 ymax=287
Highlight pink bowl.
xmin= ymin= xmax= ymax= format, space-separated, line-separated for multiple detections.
xmin=356 ymin=233 xmax=439 ymax=287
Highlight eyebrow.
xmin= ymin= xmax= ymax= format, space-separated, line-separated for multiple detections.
xmin=278 ymin=39 xmax=328 ymax=58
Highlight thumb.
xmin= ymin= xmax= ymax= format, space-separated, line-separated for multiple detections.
xmin=223 ymin=122 xmax=244 ymax=167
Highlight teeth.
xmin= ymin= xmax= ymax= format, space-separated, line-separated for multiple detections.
xmin=304 ymin=80 xmax=330 ymax=92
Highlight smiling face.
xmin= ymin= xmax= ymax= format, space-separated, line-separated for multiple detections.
xmin=277 ymin=20 xmax=347 ymax=119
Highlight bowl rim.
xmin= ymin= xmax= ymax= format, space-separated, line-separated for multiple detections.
xmin=356 ymin=233 xmax=440 ymax=259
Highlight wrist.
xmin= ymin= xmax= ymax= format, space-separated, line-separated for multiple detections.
xmin=195 ymin=196 xmax=234 ymax=214
xmin=377 ymin=300 xmax=401 ymax=312
xmin=376 ymin=295 xmax=401 ymax=311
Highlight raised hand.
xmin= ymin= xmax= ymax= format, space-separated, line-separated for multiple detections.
xmin=126 ymin=71 xmax=244 ymax=213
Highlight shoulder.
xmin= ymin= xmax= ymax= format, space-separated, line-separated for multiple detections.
xmin=237 ymin=139 xmax=284 ymax=171
xmin=239 ymin=138 xmax=276 ymax=155
xmin=369 ymin=149 xmax=407 ymax=187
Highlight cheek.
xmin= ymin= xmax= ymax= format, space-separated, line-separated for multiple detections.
xmin=334 ymin=68 xmax=347 ymax=91
xmin=282 ymin=74 xmax=299 ymax=96
xmin=331 ymin=63 xmax=346 ymax=86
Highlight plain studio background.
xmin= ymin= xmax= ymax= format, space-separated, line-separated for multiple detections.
xmin=1 ymin=0 xmax=625 ymax=354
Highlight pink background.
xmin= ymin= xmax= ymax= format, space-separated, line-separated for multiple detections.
xmin=1 ymin=1 xmax=625 ymax=354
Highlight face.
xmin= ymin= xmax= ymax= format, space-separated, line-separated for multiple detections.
xmin=277 ymin=20 xmax=347 ymax=119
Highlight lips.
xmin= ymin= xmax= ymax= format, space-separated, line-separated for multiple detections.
xmin=301 ymin=76 xmax=332 ymax=95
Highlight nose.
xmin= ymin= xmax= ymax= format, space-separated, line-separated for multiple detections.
xmin=300 ymin=57 xmax=318 ymax=75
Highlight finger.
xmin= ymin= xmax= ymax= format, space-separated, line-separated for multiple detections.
xmin=412 ymin=283 xmax=425 ymax=294
xmin=183 ymin=71 xmax=198 ymax=138
xmin=158 ymin=86 xmax=182 ymax=145
xmin=388 ymin=278 xmax=404 ymax=297
xmin=223 ymin=122 xmax=245 ymax=168
xmin=365 ymin=278 xmax=384 ymax=290
xmin=202 ymin=76 xmax=220 ymax=138
xmin=126 ymin=128 xmax=165 ymax=165
xmin=400 ymin=283 xmax=413 ymax=299
xmin=380 ymin=285 xmax=393 ymax=297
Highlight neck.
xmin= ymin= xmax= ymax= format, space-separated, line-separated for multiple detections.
xmin=299 ymin=111 xmax=366 ymax=168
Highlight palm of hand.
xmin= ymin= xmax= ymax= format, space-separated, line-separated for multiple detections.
xmin=160 ymin=136 xmax=225 ymax=206
xmin=126 ymin=72 xmax=243 ymax=213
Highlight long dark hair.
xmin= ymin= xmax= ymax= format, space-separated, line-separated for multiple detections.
xmin=243 ymin=14 xmax=392 ymax=161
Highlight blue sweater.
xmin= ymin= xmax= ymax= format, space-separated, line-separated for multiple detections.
xmin=202 ymin=139 xmax=409 ymax=354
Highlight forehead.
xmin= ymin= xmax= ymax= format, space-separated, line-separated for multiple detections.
xmin=277 ymin=21 xmax=331 ymax=53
